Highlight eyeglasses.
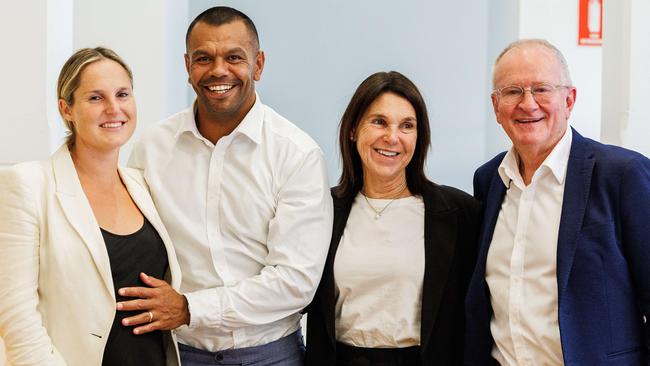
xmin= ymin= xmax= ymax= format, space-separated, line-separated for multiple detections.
xmin=492 ymin=83 xmax=571 ymax=105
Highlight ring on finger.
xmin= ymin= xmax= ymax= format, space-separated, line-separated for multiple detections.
xmin=147 ymin=311 xmax=154 ymax=323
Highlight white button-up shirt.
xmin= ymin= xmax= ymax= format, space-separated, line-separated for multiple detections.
xmin=129 ymin=96 xmax=333 ymax=351
xmin=486 ymin=128 xmax=572 ymax=366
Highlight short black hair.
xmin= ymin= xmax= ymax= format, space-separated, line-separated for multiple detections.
xmin=185 ymin=6 xmax=259 ymax=50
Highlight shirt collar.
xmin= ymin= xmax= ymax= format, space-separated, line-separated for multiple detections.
xmin=173 ymin=92 xmax=264 ymax=145
xmin=498 ymin=127 xmax=573 ymax=187
xmin=233 ymin=93 xmax=263 ymax=145
xmin=173 ymin=100 xmax=202 ymax=141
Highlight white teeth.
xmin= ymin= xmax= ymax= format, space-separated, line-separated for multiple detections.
xmin=376 ymin=149 xmax=398 ymax=157
xmin=518 ymin=118 xmax=543 ymax=123
xmin=208 ymin=85 xmax=234 ymax=93
xmin=100 ymin=122 xmax=124 ymax=128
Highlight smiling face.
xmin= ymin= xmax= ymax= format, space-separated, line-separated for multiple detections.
xmin=355 ymin=92 xmax=417 ymax=190
xmin=59 ymin=59 xmax=136 ymax=154
xmin=185 ymin=20 xmax=264 ymax=127
xmin=492 ymin=44 xmax=576 ymax=159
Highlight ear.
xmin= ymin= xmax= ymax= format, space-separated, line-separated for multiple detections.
xmin=491 ymin=93 xmax=502 ymax=125
xmin=59 ymin=99 xmax=73 ymax=122
xmin=564 ymin=87 xmax=577 ymax=118
xmin=184 ymin=53 xmax=191 ymax=79
xmin=253 ymin=50 xmax=265 ymax=81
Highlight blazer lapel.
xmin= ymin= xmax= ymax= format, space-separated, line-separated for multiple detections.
xmin=557 ymin=129 xmax=594 ymax=295
xmin=321 ymin=193 xmax=353 ymax=347
xmin=475 ymin=169 xmax=507 ymax=283
xmin=119 ymin=167 xmax=182 ymax=290
xmin=420 ymin=184 xmax=459 ymax=351
xmin=52 ymin=146 xmax=114 ymax=297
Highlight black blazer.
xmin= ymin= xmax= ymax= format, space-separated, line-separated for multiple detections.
xmin=305 ymin=181 xmax=481 ymax=365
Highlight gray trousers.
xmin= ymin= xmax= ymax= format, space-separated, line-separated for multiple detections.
xmin=178 ymin=329 xmax=305 ymax=366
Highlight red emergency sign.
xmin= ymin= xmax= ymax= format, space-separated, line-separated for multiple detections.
xmin=579 ymin=0 xmax=602 ymax=46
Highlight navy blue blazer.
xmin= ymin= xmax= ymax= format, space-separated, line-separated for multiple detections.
xmin=465 ymin=129 xmax=650 ymax=366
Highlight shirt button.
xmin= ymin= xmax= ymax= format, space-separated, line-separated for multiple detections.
xmin=215 ymin=352 xmax=224 ymax=361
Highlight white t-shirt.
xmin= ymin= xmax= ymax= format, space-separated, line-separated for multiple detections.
xmin=334 ymin=193 xmax=425 ymax=348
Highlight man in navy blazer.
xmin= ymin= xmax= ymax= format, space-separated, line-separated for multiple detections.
xmin=465 ymin=39 xmax=650 ymax=365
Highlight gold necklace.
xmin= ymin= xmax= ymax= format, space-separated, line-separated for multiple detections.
xmin=362 ymin=185 xmax=408 ymax=220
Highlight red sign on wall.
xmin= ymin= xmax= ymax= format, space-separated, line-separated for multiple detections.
xmin=578 ymin=0 xmax=602 ymax=46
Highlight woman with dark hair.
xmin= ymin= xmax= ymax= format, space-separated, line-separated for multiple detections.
xmin=306 ymin=71 xmax=481 ymax=365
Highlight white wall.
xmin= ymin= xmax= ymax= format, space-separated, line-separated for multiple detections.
xmin=0 ymin=1 xmax=66 ymax=164
xmin=0 ymin=0 xmax=71 ymax=358
xmin=485 ymin=0 xmax=520 ymax=159
xmin=47 ymin=0 xmax=74 ymax=151
xmin=73 ymin=0 xmax=190 ymax=163
xmin=601 ymin=0 xmax=650 ymax=157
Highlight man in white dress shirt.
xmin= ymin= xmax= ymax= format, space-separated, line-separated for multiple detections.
xmin=117 ymin=6 xmax=333 ymax=365
xmin=465 ymin=39 xmax=650 ymax=365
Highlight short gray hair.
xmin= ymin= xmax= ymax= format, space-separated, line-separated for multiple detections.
xmin=492 ymin=39 xmax=572 ymax=88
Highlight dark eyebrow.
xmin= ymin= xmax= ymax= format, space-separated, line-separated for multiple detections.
xmin=190 ymin=46 xmax=249 ymax=59
xmin=365 ymin=113 xmax=416 ymax=123
xmin=368 ymin=113 xmax=417 ymax=121
xmin=364 ymin=113 xmax=386 ymax=120
xmin=228 ymin=47 xmax=248 ymax=55
xmin=190 ymin=50 xmax=210 ymax=58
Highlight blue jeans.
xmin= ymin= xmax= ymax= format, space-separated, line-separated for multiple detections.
xmin=179 ymin=329 xmax=305 ymax=366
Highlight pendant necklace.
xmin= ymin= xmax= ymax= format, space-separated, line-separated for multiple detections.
xmin=363 ymin=185 xmax=408 ymax=220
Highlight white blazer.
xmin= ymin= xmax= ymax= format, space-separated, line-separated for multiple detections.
xmin=0 ymin=146 xmax=182 ymax=366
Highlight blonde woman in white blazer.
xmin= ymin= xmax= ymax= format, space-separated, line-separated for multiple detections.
xmin=0 ymin=48 xmax=182 ymax=366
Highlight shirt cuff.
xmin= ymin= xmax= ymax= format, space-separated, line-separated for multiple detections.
xmin=184 ymin=288 xmax=223 ymax=329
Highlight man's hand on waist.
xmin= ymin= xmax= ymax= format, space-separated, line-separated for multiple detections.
xmin=116 ymin=272 xmax=191 ymax=335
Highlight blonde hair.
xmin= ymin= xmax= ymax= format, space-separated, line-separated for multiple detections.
xmin=57 ymin=47 xmax=133 ymax=148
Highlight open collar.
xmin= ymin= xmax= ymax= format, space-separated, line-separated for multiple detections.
xmin=173 ymin=93 xmax=264 ymax=145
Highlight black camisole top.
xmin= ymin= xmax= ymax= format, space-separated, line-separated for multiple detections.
xmin=100 ymin=217 xmax=169 ymax=366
